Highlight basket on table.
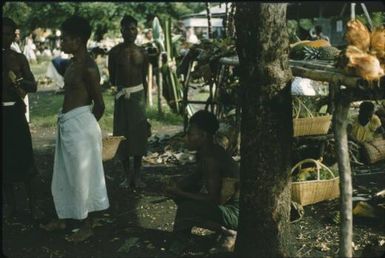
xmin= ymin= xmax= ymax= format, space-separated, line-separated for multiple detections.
xmin=102 ymin=136 xmax=125 ymax=161
xmin=293 ymin=97 xmax=332 ymax=137
xmin=291 ymin=158 xmax=339 ymax=206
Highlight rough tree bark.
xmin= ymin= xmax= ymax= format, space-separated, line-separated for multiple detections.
xmin=234 ymin=3 xmax=294 ymax=257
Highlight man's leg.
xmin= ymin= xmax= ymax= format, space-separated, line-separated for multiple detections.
xmin=132 ymin=155 xmax=146 ymax=189
xmin=24 ymin=174 xmax=45 ymax=220
xmin=3 ymin=183 xmax=16 ymax=218
xmin=120 ymin=156 xmax=134 ymax=189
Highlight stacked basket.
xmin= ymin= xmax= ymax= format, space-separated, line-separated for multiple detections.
xmin=293 ymin=97 xmax=332 ymax=137
xmin=291 ymin=159 xmax=339 ymax=206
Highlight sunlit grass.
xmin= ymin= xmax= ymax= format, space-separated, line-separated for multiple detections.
xmin=29 ymin=90 xmax=183 ymax=133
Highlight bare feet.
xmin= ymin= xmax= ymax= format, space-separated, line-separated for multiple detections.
xmin=209 ymin=230 xmax=237 ymax=253
xmin=65 ymin=226 xmax=93 ymax=243
xmin=40 ymin=220 xmax=66 ymax=231
xmin=119 ymin=178 xmax=132 ymax=189
xmin=132 ymin=178 xmax=147 ymax=189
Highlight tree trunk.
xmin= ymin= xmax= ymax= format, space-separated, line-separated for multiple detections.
xmin=234 ymin=3 xmax=294 ymax=257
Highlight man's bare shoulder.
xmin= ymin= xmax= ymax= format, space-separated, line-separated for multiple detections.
xmin=84 ymin=56 xmax=100 ymax=75
xmin=109 ymin=43 xmax=124 ymax=55
xmin=7 ymin=49 xmax=27 ymax=62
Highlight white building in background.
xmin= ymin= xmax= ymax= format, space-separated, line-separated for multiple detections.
xmin=181 ymin=4 xmax=232 ymax=40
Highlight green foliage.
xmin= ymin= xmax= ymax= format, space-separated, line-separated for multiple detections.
xmin=357 ymin=12 xmax=385 ymax=28
xmin=2 ymin=2 xmax=31 ymax=34
xmin=3 ymin=2 xmax=205 ymax=38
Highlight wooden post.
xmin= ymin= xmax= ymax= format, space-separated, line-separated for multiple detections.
xmin=331 ymin=84 xmax=353 ymax=258
xmin=206 ymin=2 xmax=212 ymax=39
xmin=148 ymin=63 xmax=153 ymax=107
xmin=158 ymin=54 xmax=163 ymax=116
xmin=182 ymin=61 xmax=192 ymax=132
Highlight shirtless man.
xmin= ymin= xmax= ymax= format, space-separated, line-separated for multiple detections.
xmin=165 ymin=110 xmax=240 ymax=254
xmin=108 ymin=15 xmax=149 ymax=190
xmin=41 ymin=16 xmax=109 ymax=242
xmin=2 ymin=17 xmax=43 ymax=220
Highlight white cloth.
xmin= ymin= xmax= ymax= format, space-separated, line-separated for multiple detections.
xmin=291 ymin=77 xmax=316 ymax=96
xmin=10 ymin=42 xmax=22 ymax=53
xmin=46 ymin=61 xmax=64 ymax=89
xmin=52 ymin=106 xmax=109 ymax=220
xmin=115 ymin=84 xmax=144 ymax=100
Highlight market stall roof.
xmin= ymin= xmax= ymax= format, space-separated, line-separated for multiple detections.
xmin=286 ymin=1 xmax=385 ymax=19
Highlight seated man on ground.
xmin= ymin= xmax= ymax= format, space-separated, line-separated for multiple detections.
xmin=348 ymin=101 xmax=383 ymax=144
xmin=348 ymin=101 xmax=384 ymax=163
xmin=165 ymin=110 xmax=240 ymax=254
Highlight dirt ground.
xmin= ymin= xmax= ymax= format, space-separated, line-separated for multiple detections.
xmin=3 ymin=96 xmax=385 ymax=258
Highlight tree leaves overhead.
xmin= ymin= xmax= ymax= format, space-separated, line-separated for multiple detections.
xmin=3 ymin=2 xmax=205 ymax=36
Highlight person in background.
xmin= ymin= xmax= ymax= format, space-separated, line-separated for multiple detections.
xmin=141 ymin=29 xmax=153 ymax=45
xmin=2 ymin=17 xmax=44 ymax=220
xmin=348 ymin=101 xmax=383 ymax=144
xmin=108 ymin=15 xmax=150 ymax=190
xmin=10 ymin=28 xmax=22 ymax=53
xmin=40 ymin=15 xmax=109 ymax=243
xmin=165 ymin=110 xmax=240 ymax=255
xmin=23 ymin=34 xmax=37 ymax=64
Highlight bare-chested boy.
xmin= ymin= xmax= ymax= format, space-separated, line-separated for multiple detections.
xmin=2 ymin=17 xmax=43 ymax=220
xmin=40 ymin=16 xmax=109 ymax=242
xmin=108 ymin=15 xmax=149 ymax=190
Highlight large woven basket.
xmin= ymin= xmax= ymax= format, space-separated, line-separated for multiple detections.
xmin=293 ymin=115 xmax=332 ymax=137
xmin=362 ymin=137 xmax=385 ymax=164
xmin=291 ymin=159 xmax=339 ymax=206
xmin=102 ymin=136 xmax=125 ymax=162
xmin=292 ymin=97 xmax=332 ymax=137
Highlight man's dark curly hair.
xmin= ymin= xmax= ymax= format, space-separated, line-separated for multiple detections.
xmin=121 ymin=15 xmax=137 ymax=27
xmin=61 ymin=15 xmax=91 ymax=43
xmin=189 ymin=110 xmax=219 ymax=135
xmin=359 ymin=101 xmax=375 ymax=113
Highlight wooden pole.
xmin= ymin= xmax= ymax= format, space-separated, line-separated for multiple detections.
xmin=183 ymin=61 xmax=192 ymax=132
xmin=158 ymin=54 xmax=163 ymax=116
xmin=206 ymin=2 xmax=212 ymax=39
xmin=148 ymin=63 xmax=153 ymax=107
xmin=331 ymin=84 xmax=353 ymax=258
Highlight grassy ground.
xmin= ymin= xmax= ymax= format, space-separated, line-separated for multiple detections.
xmin=29 ymin=60 xmax=183 ymax=134
xmin=29 ymin=90 xmax=182 ymax=133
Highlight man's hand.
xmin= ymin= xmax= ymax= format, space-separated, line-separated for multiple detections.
xmin=164 ymin=181 xmax=182 ymax=197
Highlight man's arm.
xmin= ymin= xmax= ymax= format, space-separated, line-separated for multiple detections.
xmin=17 ymin=54 xmax=37 ymax=93
xmin=142 ymin=48 xmax=149 ymax=102
xmin=107 ymin=49 xmax=116 ymax=86
xmin=168 ymin=159 xmax=221 ymax=205
xmin=85 ymin=65 xmax=105 ymax=121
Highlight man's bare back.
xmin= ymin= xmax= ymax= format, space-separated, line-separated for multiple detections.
xmin=62 ymin=55 xmax=101 ymax=114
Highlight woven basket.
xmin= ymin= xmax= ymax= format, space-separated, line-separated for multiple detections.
xmin=362 ymin=137 xmax=385 ymax=164
xmin=293 ymin=115 xmax=332 ymax=137
xmin=102 ymin=136 xmax=125 ymax=162
xmin=292 ymin=97 xmax=332 ymax=137
xmin=291 ymin=159 xmax=339 ymax=206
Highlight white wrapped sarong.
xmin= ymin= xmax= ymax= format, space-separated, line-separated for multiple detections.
xmin=52 ymin=106 xmax=109 ymax=220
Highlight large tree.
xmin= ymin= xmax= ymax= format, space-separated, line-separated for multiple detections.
xmin=234 ymin=3 xmax=294 ymax=257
